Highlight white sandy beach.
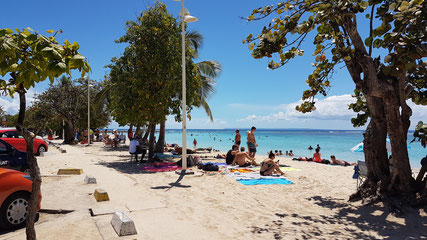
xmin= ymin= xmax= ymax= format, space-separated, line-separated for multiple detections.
xmin=1 ymin=140 xmax=425 ymax=240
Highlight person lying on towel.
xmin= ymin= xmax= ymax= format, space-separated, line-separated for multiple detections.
xmin=260 ymin=151 xmax=286 ymax=176
xmin=231 ymin=147 xmax=259 ymax=167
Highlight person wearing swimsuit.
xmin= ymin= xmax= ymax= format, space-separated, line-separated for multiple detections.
xmin=260 ymin=151 xmax=286 ymax=176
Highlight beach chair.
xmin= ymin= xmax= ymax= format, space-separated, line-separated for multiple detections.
xmin=353 ymin=160 xmax=368 ymax=190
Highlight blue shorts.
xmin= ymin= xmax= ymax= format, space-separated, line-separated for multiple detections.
xmin=248 ymin=142 xmax=257 ymax=153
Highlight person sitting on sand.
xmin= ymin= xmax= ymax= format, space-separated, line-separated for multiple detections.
xmin=279 ymin=150 xmax=283 ymax=155
xmin=289 ymin=150 xmax=294 ymax=157
xmin=330 ymin=155 xmax=356 ymax=166
xmin=313 ymin=148 xmax=322 ymax=163
xmin=260 ymin=151 xmax=286 ymax=176
xmin=285 ymin=150 xmax=289 ymax=156
xmin=231 ymin=147 xmax=259 ymax=167
xmin=226 ymin=144 xmax=239 ymax=165
xmin=274 ymin=150 xmax=279 ymax=156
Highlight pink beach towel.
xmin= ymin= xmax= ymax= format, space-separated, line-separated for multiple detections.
xmin=140 ymin=162 xmax=181 ymax=172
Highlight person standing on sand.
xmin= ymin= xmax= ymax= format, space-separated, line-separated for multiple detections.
xmin=193 ymin=138 xmax=197 ymax=148
xmin=234 ymin=130 xmax=241 ymax=147
xmin=247 ymin=126 xmax=257 ymax=158
xmin=232 ymin=147 xmax=259 ymax=167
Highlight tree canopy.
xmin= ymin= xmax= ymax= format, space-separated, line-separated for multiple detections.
xmin=107 ymin=1 xmax=201 ymax=128
xmin=0 ymin=27 xmax=90 ymax=239
xmin=245 ymin=0 xmax=426 ymax=206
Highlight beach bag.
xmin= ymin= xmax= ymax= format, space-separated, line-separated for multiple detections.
xmin=176 ymin=155 xmax=199 ymax=167
xmin=202 ymin=163 xmax=219 ymax=172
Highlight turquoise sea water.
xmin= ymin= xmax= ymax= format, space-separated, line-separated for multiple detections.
xmin=109 ymin=128 xmax=425 ymax=168
xmin=158 ymin=129 xmax=425 ymax=168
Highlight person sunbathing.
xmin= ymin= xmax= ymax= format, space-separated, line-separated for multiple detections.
xmin=260 ymin=151 xmax=286 ymax=176
xmin=330 ymin=155 xmax=356 ymax=166
xmin=231 ymin=147 xmax=259 ymax=167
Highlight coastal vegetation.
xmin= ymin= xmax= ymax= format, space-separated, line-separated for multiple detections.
xmin=102 ymin=1 xmax=220 ymax=160
xmin=0 ymin=28 xmax=90 ymax=239
xmin=245 ymin=0 xmax=426 ymax=207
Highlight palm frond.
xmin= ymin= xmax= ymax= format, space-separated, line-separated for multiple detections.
xmin=186 ymin=30 xmax=203 ymax=55
xmin=199 ymin=98 xmax=214 ymax=122
xmin=196 ymin=60 xmax=222 ymax=79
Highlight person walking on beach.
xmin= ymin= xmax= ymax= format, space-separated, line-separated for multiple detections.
xmin=232 ymin=147 xmax=258 ymax=167
xmin=234 ymin=130 xmax=241 ymax=147
xmin=247 ymin=126 xmax=257 ymax=158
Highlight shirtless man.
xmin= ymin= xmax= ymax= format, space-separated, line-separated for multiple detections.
xmin=232 ymin=147 xmax=259 ymax=167
xmin=234 ymin=130 xmax=241 ymax=147
xmin=247 ymin=126 xmax=257 ymax=158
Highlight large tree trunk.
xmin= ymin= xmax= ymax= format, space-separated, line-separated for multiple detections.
xmin=141 ymin=125 xmax=150 ymax=142
xmin=63 ymin=119 xmax=75 ymax=144
xmin=154 ymin=118 xmax=165 ymax=153
xmin=383 ymin=94 xmax=413 ymax=192
xmin=16 ymin=86 xmax=39 ymax=240
xmin=147 ymin=123 xmax=156 ymax=162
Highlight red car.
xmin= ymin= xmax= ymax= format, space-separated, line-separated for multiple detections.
xmin=0 ymin=128 xmax=48 ymax=156
xmin=0 ymin=168 xmax=41 ymax=229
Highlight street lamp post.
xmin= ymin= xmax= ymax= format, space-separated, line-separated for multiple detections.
xmin=87 ymin=77 xmax=93 ymax=146
xmin=173 ymin=0 xmax=198 ymax=174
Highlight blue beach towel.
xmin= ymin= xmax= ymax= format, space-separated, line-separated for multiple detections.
xmin=237 ymin=178 xmax=293 ymax=185
xmin=202 ymin=162 xmax=227 ymax=166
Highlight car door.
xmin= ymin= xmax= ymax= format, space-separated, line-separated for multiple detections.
xmin=3 ymin=131 xmax=26 ymax=152
xmin=0 ymin=141 xmax=11 ymax=168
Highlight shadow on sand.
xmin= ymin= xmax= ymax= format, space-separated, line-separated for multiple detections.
xmin=151 ymin=173 xmax=192 ymax=190
xmin=96 ymin=159 xmax=156 ymax=175
xmin=250 ymin=195 xmax=427 ymax=239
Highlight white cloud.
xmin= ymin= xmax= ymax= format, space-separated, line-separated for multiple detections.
xmin=236 ymin=94 xmax=427 ymax=129
xmin=238 ymin=94 xmax=356 ymax=122
xmin=0 ymin=89 xmax=38 ymax=114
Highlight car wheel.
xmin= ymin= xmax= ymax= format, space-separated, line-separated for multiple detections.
xmin=0 ymin=192 xmax=30 ymax=230
xmin=36 ymin=145 xmax=47 ymax=156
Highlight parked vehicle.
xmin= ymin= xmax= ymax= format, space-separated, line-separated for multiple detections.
xmin=0 ymin=168 xmax=41 ymax=230
xmin=0 ymin=139 xmax=29 ymax=173
xmin=0 ymin=128 xmax=48 ymax=156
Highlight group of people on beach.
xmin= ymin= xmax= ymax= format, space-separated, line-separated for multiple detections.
xmin=220 ymin=126 xmax=286 ymax=177
xmin=296 ymin=145 xmax=356 ymax=166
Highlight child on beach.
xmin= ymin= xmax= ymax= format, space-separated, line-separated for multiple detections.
xmin=260 ymin=151 xmax=286 ymax=176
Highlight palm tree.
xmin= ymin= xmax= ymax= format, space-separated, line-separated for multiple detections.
xmin=155 ymin=30 xmax=222 ymax=152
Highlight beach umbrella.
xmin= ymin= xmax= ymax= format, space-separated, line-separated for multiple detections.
xmin=351 ymin=138 xmax=410 ymax=153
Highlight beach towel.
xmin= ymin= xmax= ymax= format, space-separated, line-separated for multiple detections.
xmin=251 ymin=167 xmax=301 ymax=172
xmin=229 ymin=169 xmax=254 ymax=173
xmin=202 ymin=162 xmax=227 ymax=166
xmin=227 ymin=172 xmax=286 ymax=180
xmin=140 ymin=162 xmax=181 ymax=172
xmin=237 ymin=178 xmax=293 ymax=185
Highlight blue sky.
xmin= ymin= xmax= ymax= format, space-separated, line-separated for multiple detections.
xmin=1 ymin=0 xmax=426 ymax=130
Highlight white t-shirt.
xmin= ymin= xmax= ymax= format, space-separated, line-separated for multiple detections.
xmin=129 ymin=139 xmax=139 ymax=153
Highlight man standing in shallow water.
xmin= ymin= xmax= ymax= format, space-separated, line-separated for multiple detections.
xmin=234 ymin=130 xmax=241 ymax=147
xmin=247 ymin=126 xmax=257 ymax=158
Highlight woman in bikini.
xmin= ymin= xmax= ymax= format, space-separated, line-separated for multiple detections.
xmin=260 ymin=151 xmax=286 ymax=176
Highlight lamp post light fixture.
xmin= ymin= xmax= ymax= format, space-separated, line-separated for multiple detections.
xmin=173 ymin=0 xmax=198 ymax=175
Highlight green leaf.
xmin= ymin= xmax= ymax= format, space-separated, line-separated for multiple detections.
xmin=389 ymin=3 xmax=396 ymax=11
xmin=344 ymin=56 xmax=352 ymax=61
xmin=364 ymin=37 xmax=373 ymax=47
